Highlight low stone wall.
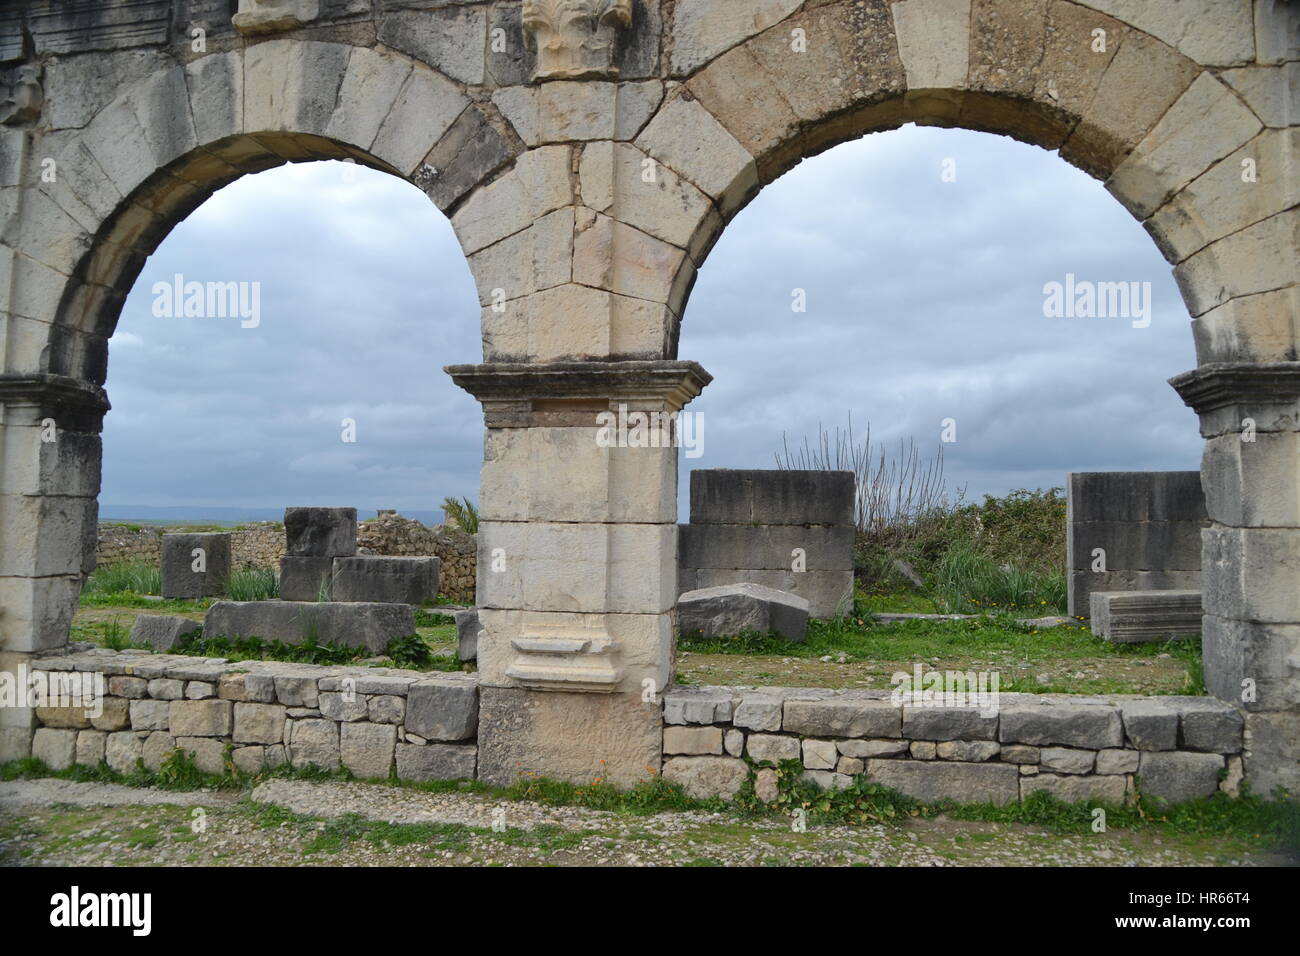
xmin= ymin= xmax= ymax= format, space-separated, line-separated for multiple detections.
xmin=660 ymin=686 xmax=1244 ymax=806
xmin=1066 ymin=472 xmax=1207 ymax=617
xmin=28 ymin=649 xmax=479 ymax=782
xmin=94 ymin=517 xmax=477 ymax=601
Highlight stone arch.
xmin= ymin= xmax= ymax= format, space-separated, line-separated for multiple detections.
xmin=8 ymin=38 xmax=525 ymax=384
xmin=593 ymin=0 xmax=1292 ymax=368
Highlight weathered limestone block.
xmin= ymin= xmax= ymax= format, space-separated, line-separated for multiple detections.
xmin=1175 ymin=209 xmax=1300 ymax=317
xmin=1089 ymin=590 xmax=1203 ymax=643
xmin=936 ymin=740 xmax=1001 ymax=762
xmin=104 ymin=731 xmax=142 ymax=775
xmin=1176 ymin=698 xmax=1244 ymax=753
xmin=232 ymin=746 xmax=265 ymax=774
xmin=204 ymin=601 xmax=416 ymax=654
xmin=404 ymin=679 xmax=478 ymax=742
xmin=1096 ymin=748 xmax=1140 ymax=774
xmin=128 ymin=699 xmax=170 ymax=732
xmin=175 ymin=737 xmax=227 ymax=775
xmin=331 ymin=556 xmax=440 ymax=605
xmin=1137 ymin=750 xmax=1224 ymax=803
xmin=662 ymin=755 xmax=749 ymax=799
xmin=141 ymin=732 xmax=176 ymax=772
xmin=1078 ymin=0 xmax=1255 ymax=67
xmin=340 ymin=721 xmax=397 ymax=779
xmin=732 ymin=694 xmax=783 ymax=731
xmin=378 ymin=4 xmax=487 ymax=85
xmin=891 ymin=0 xmax=971 ymax=92
xmin=902 ymin=705 xmax=998 ymax=741
xmin=108 ymin=676 xmax=147 ymax=699
xmin=129 ymin=615 xmax=200 ymax=653
xmin=662 ymin=686 xmax=734 ymax=725
xmin=284 ymin=507 xmax=356 ymax=558
xmin=493 ymin=81 xmax=661 ymax=145
xmin=1020 ymin=772 xmax=1127 ymax=804
xmin=1203 ymin=526 xmax=1300 ymax=623
xmin=75 ymin=729 xmax=107 ymax=767
xmin=1243 ymin=711 xmax=1300 ymax=796
xmin=160 ymin=533 xmax=231 ymax=599
xmin=288 ymin=718 xmax=339 ymax=771
xmin=395 ymin=743 xmax=477 ymax=782
xmin=867 ymin=759 xmax=1020 ymax=806
xmin=454 ymin=609 xmax=480 ymax=663
xmin=89 ymin=698 xmax=128 ymax=732
xmin=1040 ymin=747 xmax=1096 ymax=774
xmin=670 ymin=0 xmax=803 ymax=76
xmin=1119 ymin=699 xmax=1179 ymax=750
xmin=368 ymin=695 xmax=405 ymax=725
xmin=319 ymin=691 xmax=369 ymax=723
xmin=746 ymin=733 xmax=801 ymax=763
xmin=476 ymin=687 xmax=661 ymax=787
xmin=452 ymin=146 xmax=574 ymax=255
xmin=802 ymin=738 xmax=838 ymax=770
xmin=274 ymin=675 xmax=320 ymax=708
xmin=168 ymin=700 xmax=232 ymax=738
xmin=635 ymin=94 xmax=758 ymax=214
xmin=278 ymin=556 xmax=333 ymax=602
xmin=1202 ymin=615 xmax=1300 ymax=713
xmin=837 ymin=738 xmax=910 ymax=758
xmin=1060 ymin=29 xmax=1199 ymax=179
xmin=1108 ymin=73 xmax=1262 ymax=220
xmin=681 ymin=568 xmax=854 ymax=621
xmin=999 ymin=698 xmax=1123 ymax=748
xmin=663 ymin=725 xmax=723 ymax=756
xmin=233 ymin=703 xmax=286 ymax=745
xmin=677 ymin=583 xmax=810 ymax=642
xmin=783 ymin=696 xmax=902 ymax=738
xmin=32 ymin=727 xmax=76 ymax=770
xmin=233 ymin=0 xmax=320 ymax=36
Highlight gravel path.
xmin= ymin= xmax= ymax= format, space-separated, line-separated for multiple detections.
xmin=0 ymin=778 xmax=1288 ymax=867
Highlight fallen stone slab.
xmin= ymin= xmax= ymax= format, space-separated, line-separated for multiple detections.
xmin=677 ymin=582 xmax=810 ymax=641
xmin=203 ymin=601 xmax=415 ymax=654
xmin=331 ymin=556 xmax=439 ymax=605
xmin=128 ymin=615 xmax=201 ymax=652
xmin=160 ymin=533 xmax=231 ymax=598
xmin=1090 ymin=590 xmax=1203 ymax=643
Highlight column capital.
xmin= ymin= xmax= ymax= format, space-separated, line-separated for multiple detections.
xmin=1170 ymin=362 xmax=1300 ymax=437
xmin=0 ymin=373 xmax=110 ymax=430
xmin=445 ymin=360 xmax=711 ymax=427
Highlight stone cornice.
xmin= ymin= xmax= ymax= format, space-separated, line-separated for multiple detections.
xmin=0 ymin=372 xmax=109 ymax=414
xmin=1169 ymin=363 xmax=1300 ymax=414
xmin=445 ymin=360 xmax=712 ymax=407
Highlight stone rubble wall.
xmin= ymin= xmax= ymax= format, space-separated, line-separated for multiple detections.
xmin=28 ymin=649 xmax=479 ymax=783
xmin=660 ymin=686 xmax=1245 ymax=806
xmin=1067 ymin=473 xmax=1208 ymax=617
xmin=94 ymin=518 xmax=477 ymax=601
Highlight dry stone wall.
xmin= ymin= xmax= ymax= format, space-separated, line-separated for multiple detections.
xmin=29 ymin=648 xmax=479 ymax=783
xmin=94 ymin=517 xmax=477 ymax=601
xmin=660 ymin=686 xmax=1245 ymax=806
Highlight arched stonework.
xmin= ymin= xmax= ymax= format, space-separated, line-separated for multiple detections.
xmin=1 ymin=0 xmax=1296 ymax=794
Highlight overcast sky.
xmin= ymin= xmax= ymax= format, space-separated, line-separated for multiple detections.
xmin=101 ymin=124 xmax=1203 ymax=520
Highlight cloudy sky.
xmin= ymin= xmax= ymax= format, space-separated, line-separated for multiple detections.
xmin=101 ymin=124 xmax=1203 ymax=521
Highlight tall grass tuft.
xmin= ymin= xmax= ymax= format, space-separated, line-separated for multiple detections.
xmin=930 ymin=544 xmax=1067 ymax=614
xmin=228 ymin=567 xmax=279 ymax=601
xmin=83 ymin=562 xmax=161 ymax=595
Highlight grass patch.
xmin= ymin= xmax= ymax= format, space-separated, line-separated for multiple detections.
xmin=228 ymin=567 xmax=278 ymax=602
xmin=172 ymin=630 xmax=446 ymax=671
xmin=82 ymin=562 xmax=161 ymax=596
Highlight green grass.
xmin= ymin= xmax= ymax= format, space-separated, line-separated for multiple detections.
xmin=929 ymin=544 xmax=1067 ymax=614
xmin=83 ymin=562 xmax=161 ymax=596
xmin=172 ymin=630 xmax=447 ymax=670
xmin=679 ymin=613 xmax=1203 ymax=690
xmin=228 ymin=567 xmax=278 ymax=601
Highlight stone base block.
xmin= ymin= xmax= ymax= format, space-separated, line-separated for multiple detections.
xmin=284 ymin=507 xmax=357 ymax=557
xmin=129 ymin=614 xmax=201 ymax=652
xmin=454 ymin=609 xmax=480 ymax=662
xmin=679 ymin=568 xmax=852 ymax=619
xmin=161 ymin=533 xmax=231 ymax=598
xmin=1089 ymin=590 xmax=1203 ymax=643
xmin=1068 ymin=568 xmax=1202 ymax=618
xmin=331 ymin=556 xmax=440 ymax=605
xmin=278 ymin=556 xmax=333 ymax=602
xmin=476 ymin=686 xmax=661 ymax=788
xmin=204 ymin=601 xmax=415 ymax=653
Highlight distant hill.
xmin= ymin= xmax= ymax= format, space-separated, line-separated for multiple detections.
xmin=99 ymin=505 xmax=447 ymax=526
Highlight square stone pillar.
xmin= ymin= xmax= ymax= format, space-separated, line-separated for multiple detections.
xmin=1171 ymin=362 xmax=1300 ymax=796
xmin=0 ymin=373 xmax=108 ymax=759
xmin=448 ymin=360 xmax=710 ymax=787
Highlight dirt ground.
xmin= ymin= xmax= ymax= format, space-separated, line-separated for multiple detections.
xmin=1 ymin=778 xmax=1290 ymax=868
